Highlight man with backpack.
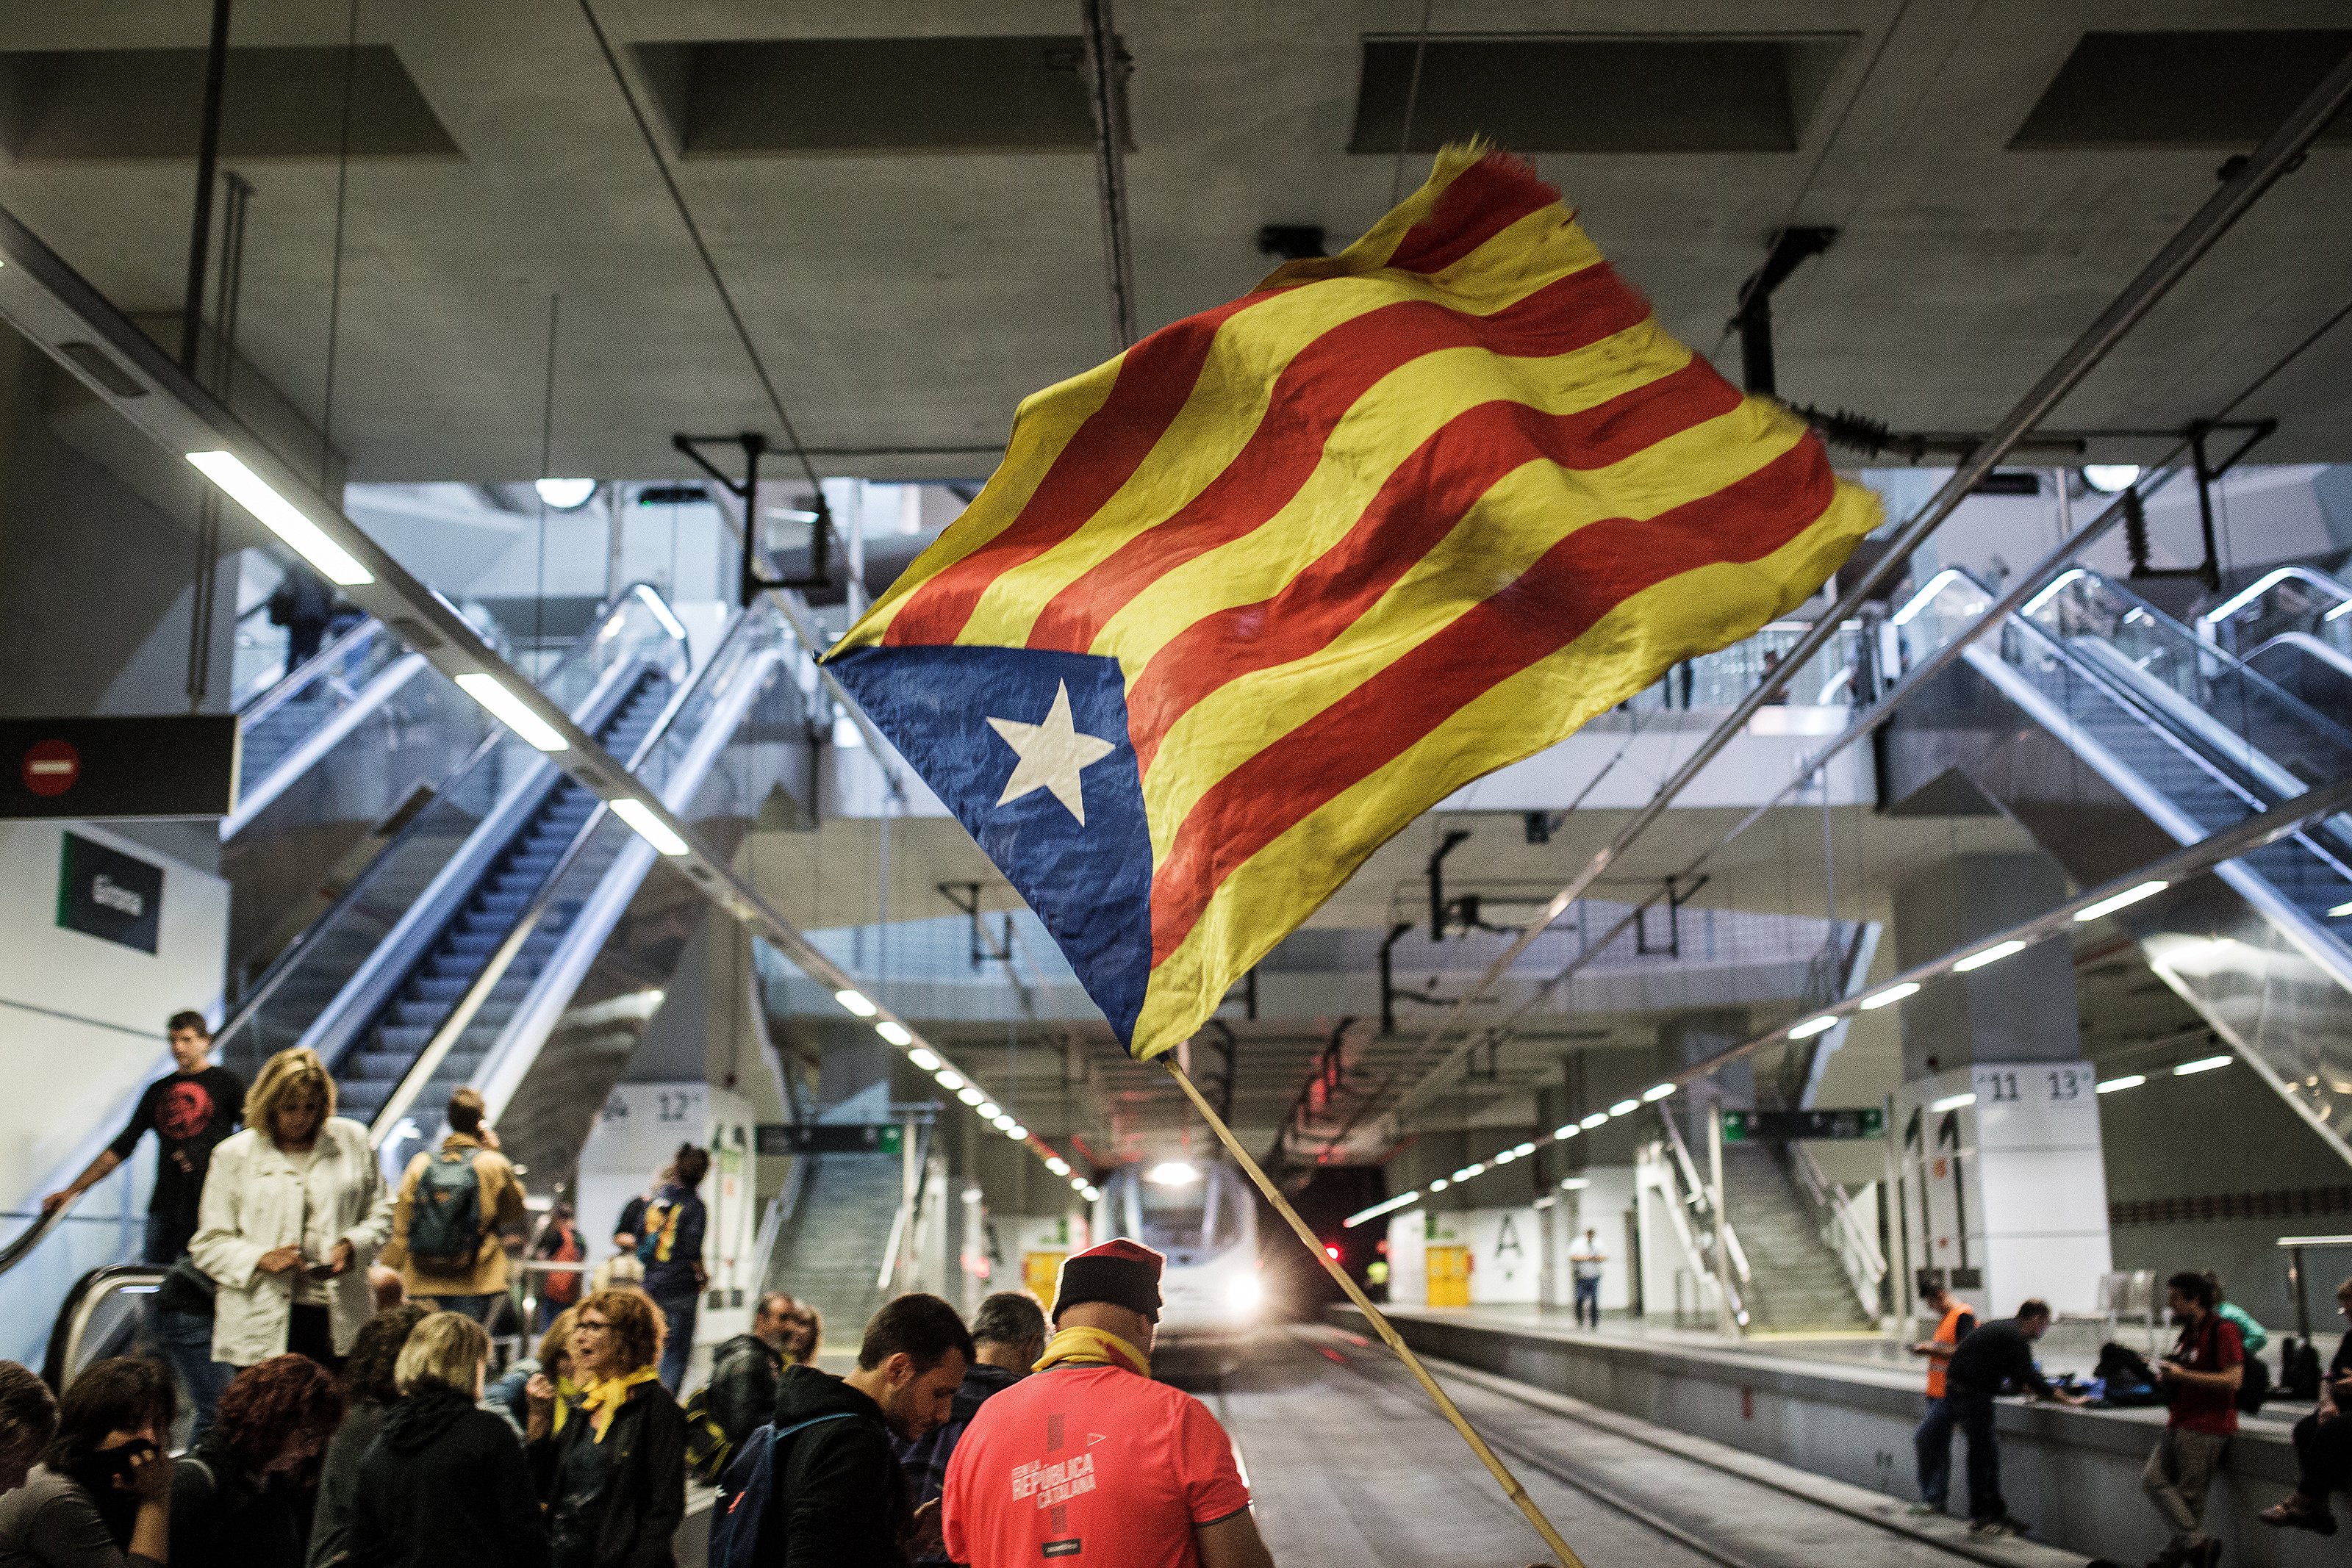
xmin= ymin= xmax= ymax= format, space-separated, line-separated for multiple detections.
xmin=617 ymin=1144 xmax=710 ymax=1392
xmin=710 ymin=1292 xmax=972 ymax=1568
xmin=383 ymin=1088 xmax=526 ymax=1321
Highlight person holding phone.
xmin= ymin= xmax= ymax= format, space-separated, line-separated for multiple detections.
xmin=190 ymin=1049 xmax=392 ymax=1374
xmin=0 ymin=1356 xmax=176 ymax=1567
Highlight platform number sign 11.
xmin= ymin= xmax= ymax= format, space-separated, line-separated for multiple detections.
xmin=1967 ymin=1064 xmax=2093 ymax=1123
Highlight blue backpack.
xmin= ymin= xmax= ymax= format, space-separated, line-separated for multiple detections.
xmin=708 ymin=1413 xmax=855 ymax=1568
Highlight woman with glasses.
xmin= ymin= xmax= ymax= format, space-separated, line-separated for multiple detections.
xmin=525 ymin=1291 xmax=685 ymax=1568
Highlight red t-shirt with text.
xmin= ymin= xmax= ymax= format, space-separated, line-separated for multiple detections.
xmin=942 ymin=1364 xmax=1251 ymax=1567
xmin=2167 ymin=1313 xmax=2243 ymax=1436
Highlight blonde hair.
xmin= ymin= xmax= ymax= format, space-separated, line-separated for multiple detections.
xmin=394 ymin=1312 xmax=490 ymax=1397
xmin=246 ymin=1048 xmax=337 ymax=1145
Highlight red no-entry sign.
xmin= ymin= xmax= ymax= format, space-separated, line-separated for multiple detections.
xmin=21 ymin=738 xmax=79 ymax=797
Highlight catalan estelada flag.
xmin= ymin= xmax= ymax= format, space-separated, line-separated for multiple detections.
xmin=827 ymin=145 xmax=1879 ymax=1060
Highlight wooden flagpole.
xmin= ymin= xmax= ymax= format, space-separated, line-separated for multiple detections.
xmin=1159 ymin=1058 xmax=1585 ymax=1568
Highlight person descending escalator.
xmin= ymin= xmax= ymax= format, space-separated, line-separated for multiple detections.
xmin=267 ymin=567 xmax=336 ymax=674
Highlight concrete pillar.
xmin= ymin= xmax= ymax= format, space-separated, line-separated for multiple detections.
xmin=1890 ymin=852 xmax=2111 ymax=1319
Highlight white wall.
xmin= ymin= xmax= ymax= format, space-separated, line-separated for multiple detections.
xmin=1466 ymin=1207 xmax=1543 ymax=1304
xmin=0 ymin=819 xmax=229 ymax=1364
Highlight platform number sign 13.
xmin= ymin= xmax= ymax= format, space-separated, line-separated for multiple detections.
xmin=1969 ymin=1064 xmax=2091 ymax=1109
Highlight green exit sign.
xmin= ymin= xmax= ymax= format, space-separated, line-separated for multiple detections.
xmin=1722 ymin=1107 xmax=1885 ymax=1143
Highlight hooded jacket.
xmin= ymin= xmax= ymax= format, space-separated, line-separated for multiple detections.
xmin=755 ymin=1363 xmax=913 ymax=1568
xmin=346 ymin=1386 xmax=549 ymax=1568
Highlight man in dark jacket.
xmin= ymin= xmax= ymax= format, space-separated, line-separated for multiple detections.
xmin=1943 ymin=1299 xmax=2088 ymax=1539
xmin=742 ymin=1292 xmax=971 ymax=1567
xmin=706 ymin=1293 xmax=797 ymax=1456
xmin=894 ymin=1292 xmax=1045 ymax=1564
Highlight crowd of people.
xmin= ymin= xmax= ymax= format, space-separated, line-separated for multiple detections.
xmin=1903 ymin=1269 xmax=2352 ymax=1565
xmin=1 ymin=1021 xmax=1277 ymax=1567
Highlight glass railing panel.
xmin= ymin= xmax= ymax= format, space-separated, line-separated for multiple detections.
xmin=1615 ymin=618 xmax=1867 ymax=716
xmin=212 ymin=586 xmax=691 ymax=1084
xmin=233 ymin=621 xmax=405 ymax=794
xmin=2197 ymin=567 xmax=2352 ymax=658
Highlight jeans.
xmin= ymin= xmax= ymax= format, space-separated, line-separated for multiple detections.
xmin=2144 ymin=1427 xmax=2229 ymax=1545
xmin=149 ymin=1307 xmax=229 ymax=1442
xmin=1574 ymin=1277 xmax=1601 ymax=1327
xmin=1954 ymin=1394 xmax=2004 ymax=1522
xmin=431 ymin=1292 xmax=502 ymax=1324
xmin=1914 ymin=1396 xmax=1957 ymax=1508
xmin=653 ymin=1291 xmax=698 ymax=1392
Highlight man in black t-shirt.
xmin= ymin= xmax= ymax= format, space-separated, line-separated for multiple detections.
xmin=43 ymin=1010 xmax=244 ymax=1264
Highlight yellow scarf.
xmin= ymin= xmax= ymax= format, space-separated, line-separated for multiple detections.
xmin=548 ymin=1373 xmax=581 ymax=1436
xmin=578 ymin=1366 xmax=659 ymax=1442
xmin=1034 ymin=1326 xmax=1150 ymax=1379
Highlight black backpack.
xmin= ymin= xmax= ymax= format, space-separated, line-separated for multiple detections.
xmin=408 ymin=1148 xmax=484 ymax=1270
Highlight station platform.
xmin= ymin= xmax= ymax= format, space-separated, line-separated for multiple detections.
xmin=1332 ymin=1305 xmax=2326 ymax=1568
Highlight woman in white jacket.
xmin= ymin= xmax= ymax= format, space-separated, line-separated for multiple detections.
xmin=190 ymin=1049 xmax=392 ymax=1370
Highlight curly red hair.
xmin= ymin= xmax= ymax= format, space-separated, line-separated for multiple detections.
xmin=215 ymin=1354 xmax=343 ymax=1478
xmin=577 ymin=1287 xmax=664 ymax=1375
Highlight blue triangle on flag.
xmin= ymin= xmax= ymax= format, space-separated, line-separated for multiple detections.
xmin=828 ymin=645 xmax=1152 ymax=1044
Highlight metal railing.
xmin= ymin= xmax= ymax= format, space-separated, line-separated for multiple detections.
xmin=1790 ymin=1141 xmax=1886 ymax=1320
xmin=1654 ymin=1112 xmax=1749 ymax=1330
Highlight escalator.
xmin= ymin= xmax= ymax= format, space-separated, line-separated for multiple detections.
xmin=2194 ymin=565 xmax=2352 ymax=735
xmin=209 ymin=585 xmax=695 ymax=1126
xmin=1881 ymin=566 xmax=2352 ymax=1158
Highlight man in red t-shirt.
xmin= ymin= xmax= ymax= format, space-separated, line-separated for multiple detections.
xmin=943 ymin=1238 xmax=1275 ymax=1568
xmin=2145 ymin=1269 xmax=2244 ymax=1568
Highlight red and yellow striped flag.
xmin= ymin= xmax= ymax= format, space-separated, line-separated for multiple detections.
xmin=827 ymin=145 xmax=1879 ymax=1059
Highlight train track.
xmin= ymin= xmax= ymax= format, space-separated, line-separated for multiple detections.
xmin=1291 ymin=1326 xmax=2072 ymax=1568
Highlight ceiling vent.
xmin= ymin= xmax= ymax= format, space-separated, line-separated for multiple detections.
xmin=0 ymin=46 xmax=459 ymax=160
xmin=637 ymin=37 xmax=1130 ymax=155
xmin=2011 ymin=31 xmax=2352 ymax=148
xmin=1350 ymin=35 xmax=1853 ymax=155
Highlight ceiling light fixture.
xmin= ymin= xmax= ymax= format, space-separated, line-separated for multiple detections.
xmin=188 ymin=450 xmax=373 ymax=586
xmin=1428 ymin=1179 xmax=1449 ymax=1192
xmin=1580 ymin=1112 xmax=1607 ymax=1130
xmin=1555 ymin=1124 xmax=1580 ymax=1139
xmin=1608 ymin=1098 xmax=1638 ymax=1116
xmin=2076 ymin=880 xmax=2169 ymax=922
xmin=1788 ymin=1015 xmax=1838 ymax=1040
xmin=1005 ymin=1123 xmax=1028 ymax=1141
xmin=935 ymin=1068 xmax=965 ymax=1091
xmin=2095 ymin=1074 xmax=2145 ymax=1093
xmin=2082 ymin=464 xmax=2141 ymax=494
xmin=877 ymin=1021 xmax=913 ymax=1047
xmin=976 ymin=1101 xmax=1000 ymax=1120
xmin=908 ymin=1047 xmax=939 ymax=1071
xmin=1929 ymin=1092 xmax=1976 ymax=1112
xmin=835 ymin=990 xmax=877 ymax=1018
xmin=2173 ymin=1054 xmax=2231 ymax=1076
xmin=1860 ymin=982 xmax=1920 ymax=1010
xmin=1046 ymin=1157 xmax=1071 ymax=1176
xmin=535 ymin=477 xmax=597 ymax=510
xmin=610 ymin=798 xmax=688 ymax=856
xmin=1642 ymin=1083 xmax=1676 ymax=1101
xmin=1954 ymin=939 xmax=2028 ymax=973
xmin=957 ymin=1085 xmax=985 ymax=1107
xmin=455 ymin=672 xmax=568 ymax=752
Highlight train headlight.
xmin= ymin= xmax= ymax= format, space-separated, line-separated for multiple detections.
xmin=1227 ymin=1274 xmax=1262 ymax=1315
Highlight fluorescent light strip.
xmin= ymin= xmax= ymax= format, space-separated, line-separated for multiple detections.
xmin=455 ymin=672 xmax=568 ymax=752
xmin=1860 ymin=982 xmax=1920 ymax=1010
xmin=1554 ymin=1124 xmax=1580 ymax=1139
xmin=1580 ymin=1112 xmax=1607 ymax=1130
xmin=2173 ymin=1054 xmax=2231 ymax=1076
xmin=835 ymin=989 xmax=877 ymax=1018
xmin=1609 ymin=1098 xmax=1638 ymax=1116
xmin=632 ymin=583 xmax=689 ymax=642
xmin=1344 ymin=1191 xmax=1424 ymax=1229
xmin=977 ymin=1101 xmax=1000 ymax=1120
xmin=1428 ymin=1178 xmax=1449 ymax=1192
xmin=877 ymin=1021 xmax=913 ymax=1047
xmin=187 ymin=450 xmax=373 ymax=586
xmin=1929 ymin=1092 xmax=1976 ymax=1112
xmin=908 ymin=1047 xmax=939 ymax=1071
xmin=610 ymin=797 xmax=688 ymax=856
xmin=1005 ymin=1124 xmax=1028 ymax=1140
xmin=1954 ymin=939 xmax=2027 ymax=973
xmin=2331 ymin=900 xmax=2352 ymax=918
xmin=2075 ymin=880 xmax=2168 ymax=922
xmin=1046 ymin=1157 xmax=1070 ymax=1176
xmin=934 ymin=1068 xmax=964 ymax=1090
xmin=2096 ymin=1074 xmax=2145 ymax=1093
xmin=1788 ymin=1015 xmax=1838 ymax=1040
xmin=1643 ymin=1083 xmax=1677 ymax=1101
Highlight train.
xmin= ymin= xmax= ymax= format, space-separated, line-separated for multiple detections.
xmin=1091 ymin=1157 xmax=1263 ymax=1342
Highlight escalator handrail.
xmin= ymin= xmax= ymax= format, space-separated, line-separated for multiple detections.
xmin=237 ymin=616 xmax=385 ymax=724
xmin=2195 ymin=564 xmax=2352 ymax=640
xmin=0 ymin=1205 xmax=73 ymax=1280
xmin=365 ymin=604 xmax=781 ymax=1146
xmin=209 ymin=583 xmax=692 ymax=1069
xmin=41 ymin=1264 xmax=165 ymax=1395
xmin=2068 ymin=571 xmax=2352 ymax=760
xmin=1967 ymin=586 xmax=2352 ymax=892
xmin=2248 ymin=631 xmax=2352 ymax=686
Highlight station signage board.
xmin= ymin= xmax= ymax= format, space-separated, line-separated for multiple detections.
xmin=1 ymin=716 xmax=238 ymax=819
xmin=1722 ymin=1107 xmax=1885 ymax=1142
xmin=754 ymin=1122 xmax=905 ymax=1157
xmin=57 ymin=831 xmax=164 ymax=953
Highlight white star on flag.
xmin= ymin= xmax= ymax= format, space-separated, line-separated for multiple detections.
xmin=986 ymin=680 xmax=1116 ymax=826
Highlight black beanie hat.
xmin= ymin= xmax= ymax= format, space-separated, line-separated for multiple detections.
xmin=1053 ymin=1238 xmax=1164 ymax=1323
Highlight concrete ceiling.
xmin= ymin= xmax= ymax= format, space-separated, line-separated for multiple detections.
xmin=0 ymin=0 xmax=2345 ymax=492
